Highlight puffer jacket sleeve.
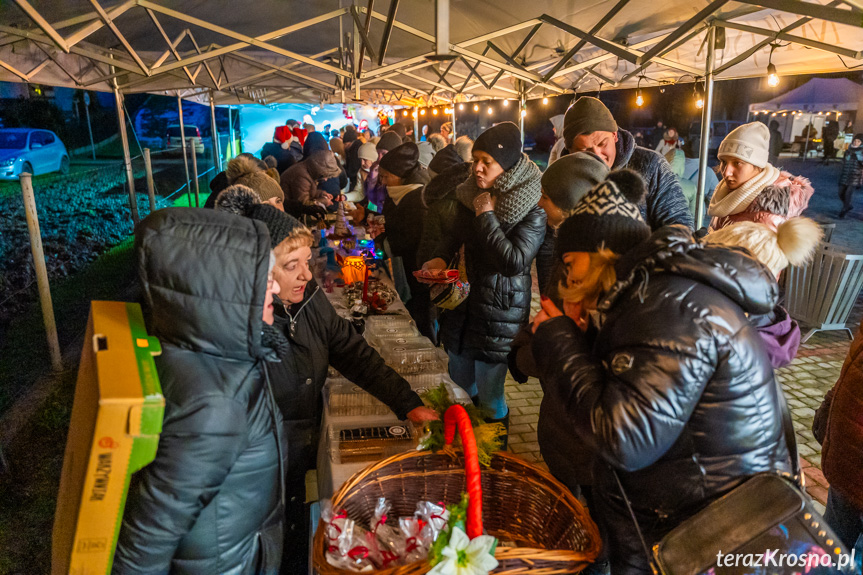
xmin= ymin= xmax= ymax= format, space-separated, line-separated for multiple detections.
xmin=429 ymin=202 xmax=471 ymax=266
xmin=645 ymin=155 xmax=695 ymax=230
xmin=112 ymin=395 xmax=248 ymax=573
xmin=473 ymin=206 xmax=547 ymax=277
xmin=319 ymin=292 xmax=424 ymax=419
xmin=532 ymin=315 xmax=717 ymax=472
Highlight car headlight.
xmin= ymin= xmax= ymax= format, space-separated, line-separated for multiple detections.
xmin=0 ymin=158 xmax=16 ymax=167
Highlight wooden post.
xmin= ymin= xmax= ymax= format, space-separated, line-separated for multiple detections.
xmin=19 ymin=172 xmax=62 ymax=371
xmin=113 ymin=86 xmax=139 ymax=224
xmin=143 ymin=148 xmax=156 ymax=213
xmin=190 ymin=141 xmax=200 ymax=207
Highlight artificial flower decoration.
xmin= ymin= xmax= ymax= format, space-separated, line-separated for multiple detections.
xmin=428 ymin=526 xmax=498 ymax=575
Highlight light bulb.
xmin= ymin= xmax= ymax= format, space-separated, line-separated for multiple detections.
xmin=487 ymin=106 xmax=493 ymax=115
xmin=432 ymin=108 xmax=438 ymax=115
xmin=412 ymin=111 xmax=417 ymax=118
xmin=771 ymin=112 xmax=777 ymax=117
xmin=459 ymin=103 xmax=464 ymax=110
xmin=767 ymin=63 xmax=779 ymax=87
xmin=818 ymin=111 xmax=823 ymax=115
xmin=473 ymin=104 xmax=479 ymax=112
xmin=420 ymin=109 xmax=426 ymax=115
xmin=542 ymin=96 xmax=549 ymax=105
xmin=636 ymin=92 xmax=644 ymax=107
xmin=520 ymin=109 xmax=527 ymax=117
xmin=696 ymin=98 xmax=704 ymax=109
xmin=403 ymin=110 xmax=408 ymax=116
xmin=502 ymin=99 xmax=509 ymax=107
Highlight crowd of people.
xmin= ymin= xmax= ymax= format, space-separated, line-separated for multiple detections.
xmin=108 ymin=98 xmax=863 ymax=575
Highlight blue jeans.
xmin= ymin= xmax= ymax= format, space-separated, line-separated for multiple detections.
xmin=447 ymin=350 xmax=508 ymax=419
xmin=825 ymin=487 xmax=863 ymax=555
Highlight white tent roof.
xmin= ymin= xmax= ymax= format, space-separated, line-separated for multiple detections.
xmin=749 ymin=76 xmax=863 ymax=111
xmin=1 ymin=0 xmax=863 ymax=106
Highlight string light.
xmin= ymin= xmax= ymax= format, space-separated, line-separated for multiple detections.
xmin=412 ymin=111 xmax=418 ymax=118
xmin=542 ymin=95 xmax=549 ymax=105
xmin=636 ymin=90 xmax=644 ymax=107
xmin=403 ymin=110 xmax=408 ymax=116
xmin=767 ymin=63 xmax=779 ymax=87
xmin=459 ymin=103 xmax=465 ymax=110
xmin=473 ymin=104 xmax=479 ymax=112
xmin=487 ymin=106 xmax=493 ymax=115
xmin=420 ymin=109 xmax=426 ymax=115
xmin=696 ymin=97 xmax=704 ymax=109
xmin=520 ymin=109 xmax=527 ymax=117
xmin=502 ymin=99 xmax=509 ymax=107
xmin=432 ymin=108 xmax=438 ymax=115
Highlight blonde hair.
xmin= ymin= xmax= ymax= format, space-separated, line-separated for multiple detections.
xmin=274 ymin=226 xmax=315 ymax=255
xmin=557 ymin=247 xmax=619 ymax=308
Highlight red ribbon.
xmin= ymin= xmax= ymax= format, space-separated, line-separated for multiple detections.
xmin=405 ymin=537 xmax=418 ymax=553
xmin=380 ymin=550 xmax=400 ymax=567
xmin=348 ymin=546 xmax=369 ymax=560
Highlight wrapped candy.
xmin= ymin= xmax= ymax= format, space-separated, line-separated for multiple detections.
xmin=399 ymin=516 xmax=432 ymax=563
xmin=321 ymin=500 xmax=375 ymax=572
xmin=368 ymin=498 xmax=405 ymax=567
xmin=416 ymin=500 xmax=450 ymax=542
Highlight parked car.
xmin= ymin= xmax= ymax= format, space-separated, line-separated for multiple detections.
xmin=688 ymin=120 xmax=743 ymax=156
xmin=0 ymin=128 xmax=69 ymax=180
xmin=164 ymin=124 xmax=204 ymax=155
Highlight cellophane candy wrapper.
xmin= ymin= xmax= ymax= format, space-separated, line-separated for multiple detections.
xmin=368 ymin=498 xmax=405 ymax=567
xmin=321 ymin=500 xmax=375 ymax=572
xmin=399 ymin=516 xmax=432 ymax=563
xmin=415 ymin=500 xmax=450 ymax=542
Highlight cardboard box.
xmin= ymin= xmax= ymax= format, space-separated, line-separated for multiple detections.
xmin=52 ymin=301 xmax=164 ymax=575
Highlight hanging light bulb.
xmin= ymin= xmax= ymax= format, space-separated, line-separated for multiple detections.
xmin=459 ymin=103 xmax=464 ymax=110
xmin=420 ymin=109 xmax=426 ymax=115
xmin=542 ymin=95 xmax=549 ymax=105
xmin=767 ymin=63 xmax=779 ymax=87
xmin=782 ymin=112 xmax=787 ymax=117
xmin=432 ymin=108 xmax=438 ymax=115
xmin=520 ymin=109 xmax=527 ymax=118
xmin=696 ymin=98 xmax=704 ymax=109
xmin=502 ymin=99 xmax=509 ymax=107
xmin=487 ymin=106 xmax=493 ymax=115
xmin=473 ymin=104 xmax=479 ymax=112
xmin=636 ymin=90 xmax=644 ymax=107
xmin=412 ymin=111 xmax=418 ymax=118
xmin=403 ymin=110 xmax=408 ymax=116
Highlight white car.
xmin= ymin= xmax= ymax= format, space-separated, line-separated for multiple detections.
xmin=164 ymin=124 xmax=205 ymax=156
xmin=0 ymin=128 xmax=70 ymax=180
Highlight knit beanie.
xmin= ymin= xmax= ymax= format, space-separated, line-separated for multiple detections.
xmin=247 ymin=204 xmax=306 ymax=249
xmin=378 ymin=142 xmax=420 ymax=178
xmin=563 ymin=97 xmax=618 ymax=148
xmin=358 ymin=141 xmax=379 ymax=162
xmin=704 ymin=217 xmax=823 ymax=276
xmin=417 ymin=141 xmax=435 ymax=168
xmin=473 ymin=122 xmax=522 ymax=171
xmin=214 ymin=184 xmax=260 ymax=215
xmin=302 ymin=131 xmax=329 ymax=158
xmin=854 ymin=133 xmax=863 ymax=143
xmin=234 ymin=169 xmax=284 ymax=203
xmin=389 ymin=122 xmax=407 ymax=140
xmin=226 ymin=154 xmax=265 ymax=184
xmin=329 ymin=137 xmax=345 ymax=158
xmin=541 ymin=151 xmax=609 ymax=213
xmin=556 ymin=169 xmax=651 ymax=255
xmin=550 ymin=114 xmax=565 ymax=135
xmin=343 ymin=125 xmax=358 ymax=143
xmin=428 ymin=144 xmax=464 ymax=176
xmin=717 ymin=122 xmax=770 ymax=168
xmin=377 ymin=131 xmax=403 ymax=152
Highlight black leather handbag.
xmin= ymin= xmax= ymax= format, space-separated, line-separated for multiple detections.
xmin=614 ymin=386 xmax=857 ymax=575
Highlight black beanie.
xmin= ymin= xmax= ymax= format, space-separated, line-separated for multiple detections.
xmin=540 ymin=152 xmax=609 ymax=213
xmin=389 ymin=123 xmax=407 ymax=140
xmin=473 ymin=122 xmax=522 ymax=171
xmin=378 ymin=142 xmax=420 ymax=178
xmin=377 ymin=131 xmax=403 ymax=152
xmin=555 ymin=170 xmax=650 ymax=256
xmin=247 ymin=204 xmax=305 ymax=248
xmin=428 ymin=144 xmax=464 ymax=176
xmin=563 ymin=97 xmax=618 ymax=149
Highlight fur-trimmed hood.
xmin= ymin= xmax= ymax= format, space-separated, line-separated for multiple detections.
xmin=422 ymin=162 xmax=471 ymax=207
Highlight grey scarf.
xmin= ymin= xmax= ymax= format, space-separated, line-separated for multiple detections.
xmin=456 ymin=153 xmax=542 ymax=225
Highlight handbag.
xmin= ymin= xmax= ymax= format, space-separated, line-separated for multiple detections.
xmin=613 ymin=384 xmax=856 ymax=575
xmin=428 ymin=247 xmax=470 ymax=311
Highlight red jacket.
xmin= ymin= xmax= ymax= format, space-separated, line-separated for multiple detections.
xmin=820 ymin=319 xmax=863 ymax=510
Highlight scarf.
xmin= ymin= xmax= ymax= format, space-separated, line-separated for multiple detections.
xmin=386 ymin=183 xmax=422 ymax=206
xmin=455 ymin=154 xmax=542 ymax=225
xmin=708 ymin=164 xmax=779 ymax=217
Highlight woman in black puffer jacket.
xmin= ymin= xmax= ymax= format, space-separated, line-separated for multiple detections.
xmin=531 ymin=177 xmax=791 ymax=575
xmin=114 ymin=208 xmax=287 ymax=574
xmin=422 ymin=122 xmax=546 ymax=433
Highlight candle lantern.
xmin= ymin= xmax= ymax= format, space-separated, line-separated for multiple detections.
xmin=341 ymin=255 xmax=367 ymax=284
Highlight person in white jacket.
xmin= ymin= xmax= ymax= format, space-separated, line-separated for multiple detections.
xmin=655 ymin=128 xmax=679 ymax=157
xmin=548 ymin=114 xmax=566 ymax=166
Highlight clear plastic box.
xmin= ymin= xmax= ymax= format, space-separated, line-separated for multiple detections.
xmin=326 ymin=380 xmax=392 ymax=417
xmin=327 ymin=422 xmax=417 ymax=464
xmin=378 ymin=337 xmax=448 ymax=375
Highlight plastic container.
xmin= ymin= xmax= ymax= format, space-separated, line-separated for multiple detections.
xmin=327 ymin=422 xmax=417 ymax=464
xmin=363 ymin=317 xmax=419 ymax=346
xmin=325 ymin=380 xmax=392 ymax=417
xmin=378 ymin=337 xmax=448 ymax=375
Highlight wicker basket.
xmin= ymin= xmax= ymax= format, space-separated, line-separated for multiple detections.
xmin=313 ymin=447 xmax=602 ymax=574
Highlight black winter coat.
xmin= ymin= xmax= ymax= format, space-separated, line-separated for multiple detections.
xmin=114 ymin=208 xmax=287 ymax=575
xmin=610 ymin=129 xmax=694 ymax=230
xmin=535 ymin=225 xmax=556 ymax=295
xmin=417 ymin=162 xmax=471 ymax=267
xmin=267 ymin=283 xmax=424 ymax=479
xmin=431 ymin=157 xmax=547 ymax=363
xmin=839 ymin=145 xmax=863 ymax=186
xmin=261 ymin=141 xmax=297 ymax=174
xmin=383 ymin=187 xmax=427 ymax=292
xmin=533 ymin=226 xmax=791 ymax=575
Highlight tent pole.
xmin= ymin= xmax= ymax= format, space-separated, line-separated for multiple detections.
xmin=228 ymin=106 xmax=234 ymax=160
xmin=519 ymin=90 xmax=526 ymax=145
xmin=695 ymin=25 xmax=716 ymax=230
xmin=414 ymin=105 xmax=420 ymax=141
xmin=113 ymin=83 xmax=139 ymax=224
xmin=451 ymin=104 xmax=457 ymax=142
xmin=209 ymin=90 xmax=222 ymax=174
xmin=177 ymin=93 xmax=193 ymax=205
